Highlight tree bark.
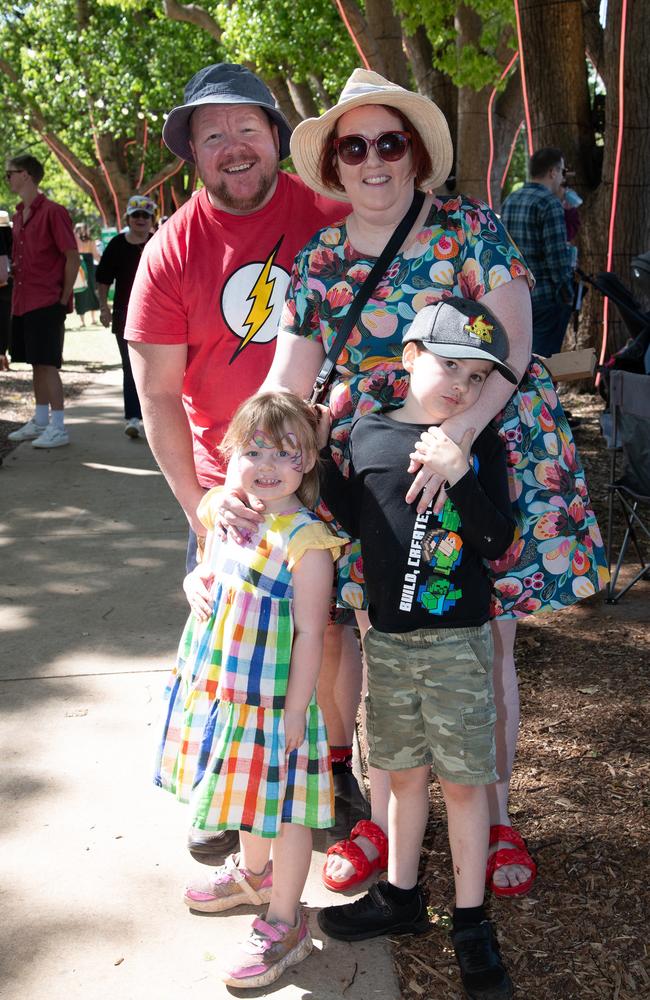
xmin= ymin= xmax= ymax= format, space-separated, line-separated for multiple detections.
xmin=162 ymin=0 xmax=223 ymax=42
xmin=453 ymin=6 xmax=491 ymax=199
xmin=517 ymin=0 xmax=596 ymax=187
xmin=329 ymin=0 xmax=384 ymax=72
xmin=286 ymin=78 xmax=319 ymax=120
xmin=363 ymin=0 xmax=410 ymax=86
xmin=579 ymin=0 xmax=650 ymax=355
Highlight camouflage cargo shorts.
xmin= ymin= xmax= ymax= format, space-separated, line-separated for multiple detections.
xmin=363 ymin=624 xmax=497 ymax=785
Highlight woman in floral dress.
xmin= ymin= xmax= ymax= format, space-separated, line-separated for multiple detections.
xmin=221 ymin=69 xmax=608 ymax=896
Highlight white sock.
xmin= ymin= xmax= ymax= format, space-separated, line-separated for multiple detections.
xmin=50 ymin=410 xmax=65 ymax=431
xmin=34 ymin=404 xmax=49 ymax=426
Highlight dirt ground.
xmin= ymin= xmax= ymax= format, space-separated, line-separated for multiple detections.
xmin=2 ymin=357 xmax=648 ymax=998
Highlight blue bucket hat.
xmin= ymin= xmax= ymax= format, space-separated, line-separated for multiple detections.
xmin=162 ymin=63 xmax=292 ymax=163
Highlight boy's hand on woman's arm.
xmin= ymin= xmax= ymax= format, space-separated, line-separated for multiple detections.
xmin=406 ymin=426 xmax=474 ymax=513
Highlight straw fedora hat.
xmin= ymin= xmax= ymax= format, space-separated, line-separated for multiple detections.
xmin=290 ymin=69 xmax=453 ymax=201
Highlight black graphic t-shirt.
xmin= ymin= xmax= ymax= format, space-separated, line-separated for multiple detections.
xmin=320 ymin=410 xmax=515 ymax=633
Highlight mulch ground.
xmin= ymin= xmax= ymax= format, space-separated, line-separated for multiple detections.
xmin=2 ymin=367 xmax=648 ymax=997
xmin=393 ymin=389 xmax=650 ymax=999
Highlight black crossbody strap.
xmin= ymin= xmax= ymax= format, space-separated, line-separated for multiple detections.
xmin=309 ymin=189 xmax=425 ymax=404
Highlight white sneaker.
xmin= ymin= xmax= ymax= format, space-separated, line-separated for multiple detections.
xmin=124 ymin=418 xmax=141 ymax=438
xmin=32 ymin=425 xmax=70 ymax=449
xmin=8 ymin=419 xmax=48 ymax=442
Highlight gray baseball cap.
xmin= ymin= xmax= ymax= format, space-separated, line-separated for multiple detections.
xmin=162 ymin=63 xmax=292 ymax=163
xmin=403 ymin=297 xmax=519 ymax=384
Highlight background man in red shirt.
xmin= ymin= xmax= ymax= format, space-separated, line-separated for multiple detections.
xmin=7 ymin=154 xmax=79 ymax=449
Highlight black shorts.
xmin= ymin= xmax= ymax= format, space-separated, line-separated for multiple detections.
xmin=10 ymin=303 xmax=66 ymax=368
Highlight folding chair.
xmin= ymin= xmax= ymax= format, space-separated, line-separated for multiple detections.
xmin=604 ymin=370 xmax=650 ymax=603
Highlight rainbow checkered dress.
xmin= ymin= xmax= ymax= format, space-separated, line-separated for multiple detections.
xmin=155 ymin=499 xmax=344 ymax=837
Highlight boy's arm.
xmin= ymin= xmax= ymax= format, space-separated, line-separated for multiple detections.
xmin=319 ymin=446 xmax=362 ymax=538
xmin=284 ymin=548 xmax=334 ymax=752
xmin=445 ymin=434 xmax=515 ymax=560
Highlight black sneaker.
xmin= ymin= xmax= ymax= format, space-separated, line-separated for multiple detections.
xmin=318 ymin=881 xmax=430 ymax=941
xmin=187 ymin=828 xmax=240 ymax=866
xmin=330 ymin=771 xmax=371 ymax=840
xmin=451 ymin=921 xmax=514 ymax=999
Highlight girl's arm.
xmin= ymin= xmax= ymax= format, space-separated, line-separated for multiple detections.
xmin=284 ymin=548 xmax=334 ymax=752
xmin=406 ymin=277 xmax=532 ymax=513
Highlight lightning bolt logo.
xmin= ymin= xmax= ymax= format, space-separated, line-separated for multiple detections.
xmin=229 ymin=238 xmax=283 ymax=363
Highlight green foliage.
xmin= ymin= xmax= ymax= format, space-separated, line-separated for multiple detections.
xmin=396 ymin=0 xmax=517 ymax=90
xmin=214 ymin=0 xmax=357 ymax=99
xmin=0 ymin=1 xmax=216 ymax=188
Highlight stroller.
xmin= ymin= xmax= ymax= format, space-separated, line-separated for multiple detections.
xmin=576 ymin=251 xmax=650 ymax=399
xmin=579 ymin=256 xmax=650 ymax=601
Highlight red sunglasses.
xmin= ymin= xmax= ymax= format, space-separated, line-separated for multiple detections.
xmin=333 ymin=130 xmax=411 ymax=166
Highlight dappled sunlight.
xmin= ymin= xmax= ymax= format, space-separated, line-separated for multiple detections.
xmin=0 ymin=605 xmax=36 ymax=633
xmin=83 ymin=462 xmax=162 ymax=476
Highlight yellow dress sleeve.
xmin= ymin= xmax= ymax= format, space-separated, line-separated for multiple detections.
xmin=286 ymin=521 xmax=349 ymax=571
xmin=196 ymin=486 xmax=224 ymax=531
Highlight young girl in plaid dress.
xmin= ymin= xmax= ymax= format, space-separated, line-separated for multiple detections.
xmin=155 ymin=392 xmax=345 ymax=989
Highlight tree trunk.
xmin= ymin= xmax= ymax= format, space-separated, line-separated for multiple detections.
xmin=402 ymin=24 xmax=458 ymax=161
xmin=489 ymin=72 xmax=524 ymax=211
xmin=579 ymin=0 xmax=650 ymax=355
xmin=453 ymin=6 xmax=491 ymax=199
xmin=364 ymin=0 xmax=410 ymax=86
xmin=517 ymin=0 xmax=596 ymax=187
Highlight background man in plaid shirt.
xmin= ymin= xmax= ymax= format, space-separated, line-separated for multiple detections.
xmin=501 ymin=147 xmax=573 ymax=357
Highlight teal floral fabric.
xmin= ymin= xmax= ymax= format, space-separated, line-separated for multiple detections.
xmin=280 ymin=194 xmax=608 ymax=616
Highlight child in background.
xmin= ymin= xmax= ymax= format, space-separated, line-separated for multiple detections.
xmin=155 ymin=392 xmax=346 ymax=989
xmin=317 ymin=298 xmax=518 ymax=1000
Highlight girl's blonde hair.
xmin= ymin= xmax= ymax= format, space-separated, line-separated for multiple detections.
xmin=220 ymin=392 xmax=322 ymax=509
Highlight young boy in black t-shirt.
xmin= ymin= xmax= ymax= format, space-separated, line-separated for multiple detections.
xmin=317 ymin=297 xmax=518 ymax=1000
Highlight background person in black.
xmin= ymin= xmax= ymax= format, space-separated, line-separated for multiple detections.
xmin=317 ymin=298 xmax=518 ymax=1000
xmin=96 ymin=195 xmax=156 ymax=438
xmin=0 ymin=210 xmax=12 ymax=370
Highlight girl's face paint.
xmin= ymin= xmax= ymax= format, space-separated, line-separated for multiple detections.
xmin=250 ymin=428 xmax=304 ymax=472
xmin=237 ymin=424 xmax=309 ymax=511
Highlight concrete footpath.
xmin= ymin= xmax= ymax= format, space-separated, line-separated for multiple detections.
xmin=0 ymin=336 xmax=400 ymax=1000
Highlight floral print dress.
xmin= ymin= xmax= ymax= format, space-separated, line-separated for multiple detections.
xmin=280 ymin=194 xmax=608 ymax=617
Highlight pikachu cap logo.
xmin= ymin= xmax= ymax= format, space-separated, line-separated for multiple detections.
xmin=464 ymin=315 xmax=494 ymax=343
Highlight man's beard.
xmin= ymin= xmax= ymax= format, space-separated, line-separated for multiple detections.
xmin=205 ymin=166 xmax=277 ymax=213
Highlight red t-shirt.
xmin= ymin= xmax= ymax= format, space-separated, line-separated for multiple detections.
xmin=11 ymin=193 xmax=77 ymax=316
xmin=125 ymin=174 xmax=348 ymax=487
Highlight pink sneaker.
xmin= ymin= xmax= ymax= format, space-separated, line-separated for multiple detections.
xmin=221 ymin=908 xmax=313 ymax=988
xmin=184 ymin=852 xmax=272 ymax=912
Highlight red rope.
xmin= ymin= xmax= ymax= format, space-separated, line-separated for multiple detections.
xmin=598 ymin=0 xmax=629 ymax=379
xmin=136 ymin=117 xmax=148 ymax=191
xmin=88 ymin=106 xmax=121 ymax=223
xmin=486 ymin=52 xmax=519 ymax=208
xmin=43 ymin=135 xmax=108 ymax=226
xmin=512 ymin=0 xmax=533 ymax=155
xmin=334 ymin=0 xmax=370 ymax=68
xmin=501 ymin=122 xmax=524 ymax=191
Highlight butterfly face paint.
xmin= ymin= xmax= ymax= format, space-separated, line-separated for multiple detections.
xmin=251 ymin=428 xmax=304 ymax=472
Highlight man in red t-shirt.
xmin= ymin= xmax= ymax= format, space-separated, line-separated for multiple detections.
xmin=126 ymin=64 xmax=366 ymax=864
xmin=7 ymin=154 xmax=79 ymax=449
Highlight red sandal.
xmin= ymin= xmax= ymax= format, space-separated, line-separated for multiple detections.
xmin=486 ymin=824 xmax=537 ymax=898
xmin=322 ymin=819 xmax=388 ymax=893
